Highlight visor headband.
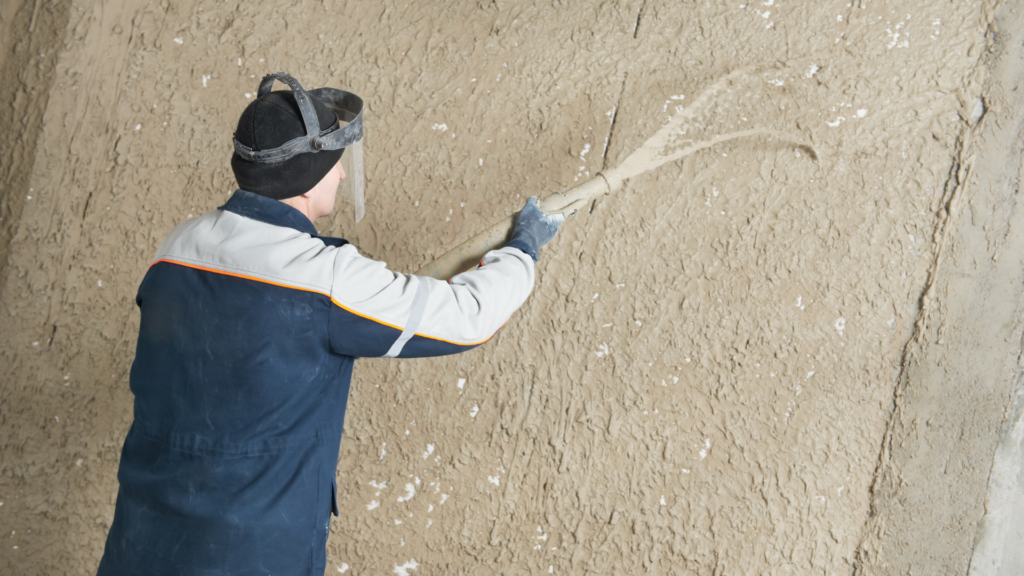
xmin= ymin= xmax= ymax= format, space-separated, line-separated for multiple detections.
xmin=233 ymin=72 xmax=364 ymax=164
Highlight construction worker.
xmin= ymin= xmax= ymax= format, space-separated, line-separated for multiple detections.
xmin=96 ymin=72 xmax=569 ymax=576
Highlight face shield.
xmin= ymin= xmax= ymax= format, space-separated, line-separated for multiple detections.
xmin=233 ymin=72 xmax=366 ymax=222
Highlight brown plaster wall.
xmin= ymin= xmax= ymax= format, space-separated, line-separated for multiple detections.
xmin=0 ymin=1 xmax=1002 ymax=574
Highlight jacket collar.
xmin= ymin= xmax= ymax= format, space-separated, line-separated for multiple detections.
xmin=220 ymin=190 xmax=319 ymax=236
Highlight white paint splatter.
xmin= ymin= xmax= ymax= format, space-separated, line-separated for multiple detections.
xmin=660 ymin=496 xmax=667 ymax=505
xmin=439 ymin=494 xmax=449 ymax=505
xmin=393 ymin=559 xmax=420 ymax=576
xmin=469 ymin=404 xmax=479 ymax=418
xmin=172 ymin=37 xmax=183 ymax=44
xmin=380 ymin=442 xmax=387 ymax=461
xmin=487 ymin=476 xmax=500 ymax=486
xmin=699 ymin=438 xmax=711 ymax=460
xmin=595 ymin=343 xmax=610 ymax=358
xmin=806 ymin=64 xmax=821 ymax=78
xmin=432 ymin=123 xmax=448 ymax=132
xmin=202 ymin=74 xmax=210 ymax=88
xmin=367 ymin=500 xmax=380 ymax=510
xmin=886 ymin=21 xmax=909 ymax=49
xmin=337 ymin=564 xmax=349 ymax=573
xmin=457 ymin=378 xmax=466 ymax=391
xmin=835 ymin=317 xmax=846 ymax=335
xmin=423 ymin=444 xmax=434 ymax=459
xmin=856 ymin=109 xmax=868 ymax=118
xmin=397 ymin=483 xmax=416 ymax=503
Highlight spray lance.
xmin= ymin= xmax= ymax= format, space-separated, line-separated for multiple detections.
xmin=416 ymin=65 xmax=817 ymax=280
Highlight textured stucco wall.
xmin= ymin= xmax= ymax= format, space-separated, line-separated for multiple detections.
xmin=0 ymin=1 xmax=1000 ymax=574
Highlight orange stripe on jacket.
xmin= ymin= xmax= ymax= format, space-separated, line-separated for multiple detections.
xmin=150 ymin=258 xmax=495 ymax=347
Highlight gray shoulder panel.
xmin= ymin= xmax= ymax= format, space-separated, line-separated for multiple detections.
xmin=153 ymin=209 xmax=338 ymax=295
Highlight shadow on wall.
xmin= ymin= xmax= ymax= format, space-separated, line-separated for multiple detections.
xmin=0 ymin=0 xmax=72 ymax=290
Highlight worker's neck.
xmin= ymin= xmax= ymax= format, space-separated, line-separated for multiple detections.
xmin=280 ymin=195 xmax=318 ymax=226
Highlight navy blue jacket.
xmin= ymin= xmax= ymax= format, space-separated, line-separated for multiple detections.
xmin=97 ymin=191 xmax=535 ymax=575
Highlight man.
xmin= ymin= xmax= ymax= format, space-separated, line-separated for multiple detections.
xmin=97 ymin=73 xmax=569 ymax=576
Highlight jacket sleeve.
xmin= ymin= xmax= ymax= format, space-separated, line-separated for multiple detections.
xmin=327 ymin=245 xmax=535 ymax=358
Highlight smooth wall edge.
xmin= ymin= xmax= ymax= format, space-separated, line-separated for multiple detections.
xmin=969 ymin=371 xmax=1024 ymax=576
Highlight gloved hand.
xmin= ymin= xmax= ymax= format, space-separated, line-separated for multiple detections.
xmin=507 ymin=196 xmax=573 ymax=261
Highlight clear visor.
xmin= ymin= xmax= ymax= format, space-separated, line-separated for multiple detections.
xmin=339 ymin=137 xmax=365 ymax=223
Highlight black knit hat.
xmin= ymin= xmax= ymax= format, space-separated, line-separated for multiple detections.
xmin=231 ymin=90 xmax=344 ymax=200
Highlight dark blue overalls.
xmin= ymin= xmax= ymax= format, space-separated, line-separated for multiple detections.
xmin=97 ymin=190 xmax=533 ymax=575
xmin=98 ymin=194 xmax=354 ymax=575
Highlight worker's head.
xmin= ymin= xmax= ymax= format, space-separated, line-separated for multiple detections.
xmin=231 ymin=90 xmax=344 ymax=200
xmin=230 ymin=73 xmax=364 ymax=222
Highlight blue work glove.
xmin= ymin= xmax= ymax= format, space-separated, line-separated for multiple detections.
xmin=507 ymin=196 xmax=568 ymax=261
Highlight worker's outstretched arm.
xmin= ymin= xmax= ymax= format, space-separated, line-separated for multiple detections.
xmin=328 ymin=196 xmax=566 ymax=358
xmin=328 ymin=245 xmax=532 ymax=357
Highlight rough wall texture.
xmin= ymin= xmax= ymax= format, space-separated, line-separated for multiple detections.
xmin=0 ymin=0 xmax=72 ymax=287
xmin=0 ymin=0 xmax=1000 ymax=574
